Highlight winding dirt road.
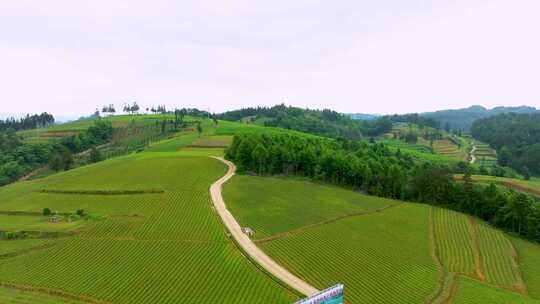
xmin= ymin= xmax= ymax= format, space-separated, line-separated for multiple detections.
xmin=209 ymin=157 xmax=319 ymax=297
xmin=469 ymin=142 xmax=477 ymax=164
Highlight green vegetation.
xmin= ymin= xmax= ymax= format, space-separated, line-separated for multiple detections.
xmin=432 ymin=208 xmax=475 ymax=276
xmin=0 ymin=153 xmax=297 ymax=303
xmin=471 ymin=112 xmax=540 ymax=175
xmin=454 ymin=276 xmax=540 ymax=304
xmin=512 ymin=237 xmax=540 ymax=298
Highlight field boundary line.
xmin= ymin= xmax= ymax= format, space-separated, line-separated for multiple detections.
xmin=254 ymin=203 xmax=402 ymax=244
xmin=0 ymin=281 xmax=109 ymax=304
xmin=209 ymin=156 xmax=319 ymax=297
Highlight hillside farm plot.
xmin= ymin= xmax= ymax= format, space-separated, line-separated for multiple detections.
xmin=223 ymin=175 xmax=400 ymax=239
xmin=454 ymin=276 xmax=540 ymax=304
xmin=475 ymin=222 xmax=525 ymax=291
xmin=432 ymin=208 xmax=476 ymax=276
xmin=431 ymin=138 xmax=467 ymax=160
xmin=0 ymin=153 xmax=297 ymax=303
xmin=260 ymin=203 xmax=439 ymax=303
xmin=512 ymin=237 xmax=540 ymax=299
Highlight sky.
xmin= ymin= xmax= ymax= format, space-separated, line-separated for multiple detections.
xmin=1 ymin=0 xmax=539 ymax=117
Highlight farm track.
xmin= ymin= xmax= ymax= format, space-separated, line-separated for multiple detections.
xmin=469 ymin=142 xmax=477 ymax=164
xmin=255 ymin=203 xmax=403 ymax=244
xmin=209 ymin=157 xmax=319 ymax=297
xmin=0 ymin=282 xmax=109 ymax=304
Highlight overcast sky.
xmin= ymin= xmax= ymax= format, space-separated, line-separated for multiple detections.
xmin=1 ymin=0 xmax=539 ymax=117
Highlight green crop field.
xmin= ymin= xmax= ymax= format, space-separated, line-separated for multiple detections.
xmin=476 ymin=222 xmax=524 ymax=290
xmin=512 ymin=237 xmax=540 ymax=299
xmin=223 ymin=175 xmax=400 ymax=239
xmin=454 ymin=276 xmax=540 ymax=304
xmin=224 ymin=174 xmax=540 ymax=303
xmin=0 ymin=153 xmax=297 ymax=303
xmin=261 ymin=204 xmax=440 ymax=303
xmin=432 ymin=208 xmax=476 ymax=276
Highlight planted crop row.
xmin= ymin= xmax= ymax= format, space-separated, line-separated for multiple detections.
xmin=432 ymin=208 xmax=476 ymax=276
xmin=261 ymin=204 xmax=439 ymax=303
xmin=0 ymin=155 xmax=296 ymax=303
xmin=454 ymin=276 xmax=539 ymax=304
xmin=476 ymin=222 xmax=523 ymax=289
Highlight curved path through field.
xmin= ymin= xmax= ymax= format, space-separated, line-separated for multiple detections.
xmin=209 ymin=157 xmax=319 ymax=297
xmin=469 ymin=142 xmax=477 ymax=164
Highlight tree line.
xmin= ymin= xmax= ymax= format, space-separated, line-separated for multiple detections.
xmin=225 ymin=133 xmax=540 ymax=242
xmin=217 ymin=104 xmax=398 ymax=140
xmin=471 ymin=112 xmax=540 ymax=177
xmin=0 ymin=120 xmax=114 ymax=185
xmin=0 ymin=113 xmax=54 ymax=132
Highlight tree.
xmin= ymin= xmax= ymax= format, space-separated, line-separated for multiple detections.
xmin=404 ymin=132 xmax=418 ymax=144
xmin=76 ymin=209 xmax=85 ymax=217
xmin=196 ymin=122 xmax=203 ymax=138
xmin=131 ymin=102 xmax=140 ymax=114
xmin=444 ymin=122 xmax=451 ymax=132
xmin=89 ymin=147 xmax=102 ymax=163
xmin=502 ymin=192 xmax=531 ymax=234
xmin=43 ymin=208 xmax=52 ymax=216
xmin=523 ymin=166 xmax=531 ymax=181
xmin=498 ymin=146 xmax=512 ymax=167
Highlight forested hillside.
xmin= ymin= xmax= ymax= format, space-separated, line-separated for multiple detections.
xmin=422 ymin=105 xmax=536 ymax=132
xmin=471 ymin=112 xmax=540 ymax=176
xmin=217 ymin=104 xmax=394 ymax=139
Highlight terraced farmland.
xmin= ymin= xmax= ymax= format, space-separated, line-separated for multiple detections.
xmin=0 ymin=153 xmax=297 ymax=303
xmin=431 ymin=138 xmax=466 ymax=160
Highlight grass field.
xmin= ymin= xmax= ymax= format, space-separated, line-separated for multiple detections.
xmin=224 ymin=174 xmax=540 ymax=303
xmin=432 ymin=208 xmax=476 ymax=276
xmin=0 ymin=153 xmax=297 ymax=303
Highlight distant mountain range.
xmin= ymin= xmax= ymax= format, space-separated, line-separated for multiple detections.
xmin=421 ymin=105 xmax=537 ymax=132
